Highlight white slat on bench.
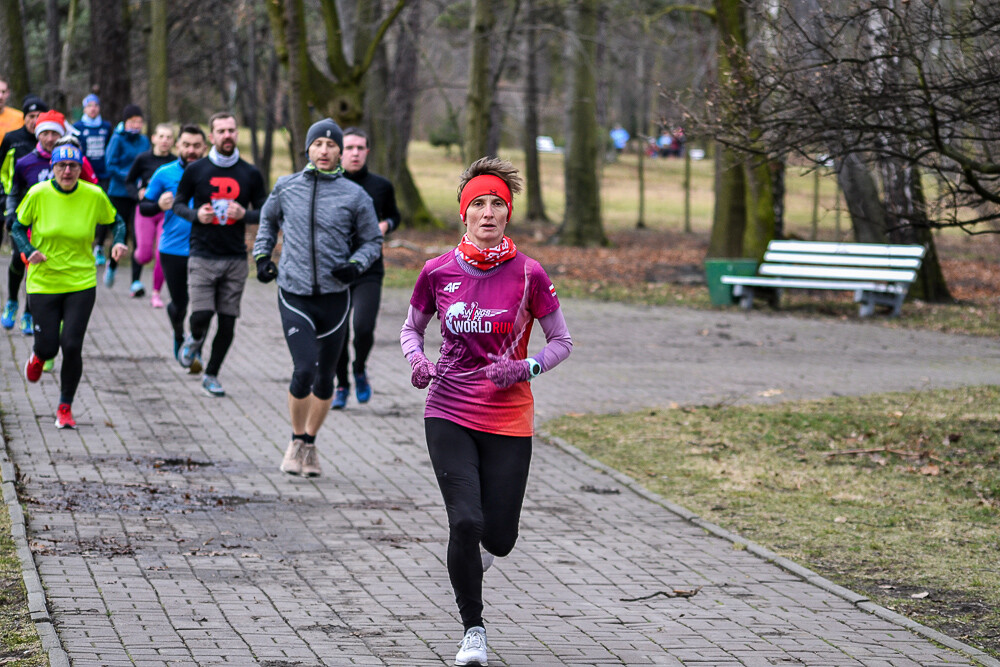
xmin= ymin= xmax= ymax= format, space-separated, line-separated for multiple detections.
xmin=768 ymin=240 xmax=926 ymax=258
xmin=758 ymin=264 xmax=916 ymax=282
xmin=721 ymin=276 xmax=908 ymax=294
xmin=762 ymin=251 xmax=922 ymax=269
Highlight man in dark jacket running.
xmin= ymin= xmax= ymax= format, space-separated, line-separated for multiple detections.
xmin=330 ymin=127 xmax=401 ymax=409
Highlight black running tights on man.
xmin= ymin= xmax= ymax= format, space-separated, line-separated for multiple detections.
xmin=335 ymin=278 xmax=382 ymax=387
xmin=159 ymin=253 xmax=188 ymax=345
xmin=190 ymin=310 xmax=235 ymax=376
xmin=28 ymin=288 xmax=96 ymax=405
xmin=424 ymin=417 xmax=532 ymax=631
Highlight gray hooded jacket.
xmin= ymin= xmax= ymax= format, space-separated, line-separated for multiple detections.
xmin=254 ymin=166 xmax=383 ymax=295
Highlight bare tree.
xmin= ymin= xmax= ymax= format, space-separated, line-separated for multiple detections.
xmin=267 ymin=0 xmax=409 ymax=170
xmin=557 ymin=0 xmax=607 ymax=247
xmin=89 ymin=0 xmax=131 ymax=121
xmin=0 ymin=0 xmax=30 ymax=99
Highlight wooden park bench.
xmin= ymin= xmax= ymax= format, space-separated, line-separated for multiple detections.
xmin=720 ymin=240 xmax=926 ymax=317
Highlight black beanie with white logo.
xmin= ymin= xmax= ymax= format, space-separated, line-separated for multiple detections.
xmin=305 ymin=118 xmax=343 ymax=153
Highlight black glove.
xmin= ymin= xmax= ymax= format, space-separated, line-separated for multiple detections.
xmin=256 ymin=256 xmax=278 ymax=283
xmin=331 ymin=260 xmax=362 ymax=284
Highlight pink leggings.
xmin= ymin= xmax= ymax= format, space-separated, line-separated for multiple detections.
xmin=133 ymin=206 xmax=164 ymax=291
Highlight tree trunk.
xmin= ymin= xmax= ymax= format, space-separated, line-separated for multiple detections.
xmin=59 ymin=0 xmax=80 ymax=98
xmin=836 ymin=154 xmax=886 ymax=243
xmin=90 ymin=0 xmax=131 ymax=122
xmin=881 ymin=158 xmax=951 ymax=302
xmin=522 ymin=0 xmax=548 ymax=223
xmin=267 ymin=0 xmax=310 ymax=170
xmin=148 ymin=0 xmax=169 ymax=130
xmin=0 ymin=0 xmax=30 ymax=99
xmin=45 ymin=0 xmax=63 ymax=107
xmin=367 ymin=1 xmax=442 ymax=229
xmin=464 ymin=0 xmax=495 ymax=161
xmin=708 ymin=144 xmax=747 ymax=257
xmin=268 ymin=0 xmax=408 ymax=168
xmin=558 ymin=0 xmax=606 ymax=247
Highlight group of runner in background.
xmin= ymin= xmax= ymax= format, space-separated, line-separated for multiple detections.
xmin=0 ymin=84 xmax=397 ymax=431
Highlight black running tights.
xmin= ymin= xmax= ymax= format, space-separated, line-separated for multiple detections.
xmin=160 ymin=253 xmax=189 ymax=344
xmin=100 ymin=196 xmax=135 ymax=271
xmin=278 ymin=289 xmax=350 ymax=400
xmin=8 ymin=249 xmax=30 ymax=314
xmin=335 ymin=277 xmax=382 ymax=387
xmin=424 ymin=417 xmax=532 ymax=631
xmin=28 ymin=288 xmax=96 ymax=405
xmin=190 ymin=310 xmax=236 ymax=377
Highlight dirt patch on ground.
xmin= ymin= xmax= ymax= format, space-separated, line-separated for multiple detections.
xmin=386 ymin=227 xmax=1000 ymax=304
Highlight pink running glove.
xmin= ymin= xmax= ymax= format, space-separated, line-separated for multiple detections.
xmin=484 ymin=354 xmax=532 ymax=389
xmin=409 ymin=352 xmax=437 ymax=389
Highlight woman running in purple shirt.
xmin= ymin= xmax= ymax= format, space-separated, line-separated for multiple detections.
xmin=400 ymin=157 xmax=572 ymax=666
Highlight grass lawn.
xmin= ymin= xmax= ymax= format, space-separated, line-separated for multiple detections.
xmin=544 ymin=385 xmax=1000 ymax=659
xmin=0 ymin=501 xmax=44 ymax=665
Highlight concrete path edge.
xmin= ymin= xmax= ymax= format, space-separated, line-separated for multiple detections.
xmin=539 ymin=429 xmax=1000 ymax=667
xmin=1 ymin=451 xmax=71 ymax=667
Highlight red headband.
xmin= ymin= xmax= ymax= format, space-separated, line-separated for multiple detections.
xmin=459 ymin=175 xmax=513 ymax=222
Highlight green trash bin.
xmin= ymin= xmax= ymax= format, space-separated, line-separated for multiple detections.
xmin=704 ymin=258 xmax=759 ymax=305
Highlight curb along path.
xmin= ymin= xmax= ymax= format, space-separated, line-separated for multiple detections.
xmin=2 ymin=276 xmax=999 ymax=666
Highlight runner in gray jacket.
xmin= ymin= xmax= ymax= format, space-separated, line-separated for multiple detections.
xmin=253 ymin=118 xmax=382 ymax=477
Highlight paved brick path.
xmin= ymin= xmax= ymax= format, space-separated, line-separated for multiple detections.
xmin=2 ymin=276 xmax=999 ymax=666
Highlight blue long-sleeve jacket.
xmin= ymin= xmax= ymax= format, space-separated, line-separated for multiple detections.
xmin=104 ymin=127 xmax=150 ymax=198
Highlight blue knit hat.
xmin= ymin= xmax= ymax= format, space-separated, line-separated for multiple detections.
xmin=51 ymin=144 xmax=83 ymax=166
xmin=83 ymin=94 xmax=100 ymax=107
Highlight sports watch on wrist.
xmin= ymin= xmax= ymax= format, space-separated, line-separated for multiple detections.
xmin=526 ymin=357 xmax=541 ymax=378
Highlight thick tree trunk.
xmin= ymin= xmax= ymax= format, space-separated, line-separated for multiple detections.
xmin=558 ymin=0 xmax=606 ymax=247
xmin=367 ymin=2 xmax=442 ymax=229
xmin=464 ymin=0 xmax=495 ymax=161
xmin=0 ymin=0 xmax=30 ymax=98
xmin=147 ymin=0 xmax=169 ymax=130
xmin=522 ymin=0 xmax=548 ymax=223
xmin=708 ymin=144 xmax=747 ymax=257
xmin=836 ymin=153 xmax=887 ymax=243
xmin=90 ymin=0 xmax=131 ymax=122
xmin=268 ymin=0 xmax=408 ymax=169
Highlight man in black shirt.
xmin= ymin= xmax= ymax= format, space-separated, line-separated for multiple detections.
xmin=332 ymin=128 xmax=400 ymax=409
xmin=173 ymin=112 xmax=266 ymax=397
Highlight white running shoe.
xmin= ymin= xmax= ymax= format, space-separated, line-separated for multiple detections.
xmin=455 ymin=626 xmax=487 ymax=666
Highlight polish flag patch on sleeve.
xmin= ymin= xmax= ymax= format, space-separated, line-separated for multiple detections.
xmin=548 ymin=283 xmax=557 ymax=298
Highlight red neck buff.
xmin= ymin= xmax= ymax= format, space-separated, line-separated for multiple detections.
xmin=457 ymin=175 xmax=517 ymax=270
xmin=457 ymin=233 xmax=517 ymax=270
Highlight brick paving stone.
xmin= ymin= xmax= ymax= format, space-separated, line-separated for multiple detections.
xmin=2 ymin=274 xmax=999 ymax=665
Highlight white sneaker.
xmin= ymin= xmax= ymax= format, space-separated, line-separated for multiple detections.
xmin=481 ymin=547 xmax=495 ymax=573
xmin=455 ymin=626 xmax=487 ymax=666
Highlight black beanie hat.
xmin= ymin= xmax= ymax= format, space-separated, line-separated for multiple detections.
xmin=305 ymin=118 xmax=343 ymax=153
xmin=22 ymin=95 xmax=48 ymax=114
xmin=122 ymin=104 xmax=144 ymax=122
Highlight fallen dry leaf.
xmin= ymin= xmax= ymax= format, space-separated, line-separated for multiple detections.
xmin=834 ymin=516 xmax=848 ymax=523
xmin=911 ymin=591 xmax=930 ymax=599
xmin=757 ymin=388 xmax=784 ymax=397
xmin=920 ymin=464 xmax=940 ymax=476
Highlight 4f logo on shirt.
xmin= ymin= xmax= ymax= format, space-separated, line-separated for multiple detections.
xmin=443 ymin=281 xmax=462 ymax=293
xmin=210 ymin=176 xmax=240 ymax=225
